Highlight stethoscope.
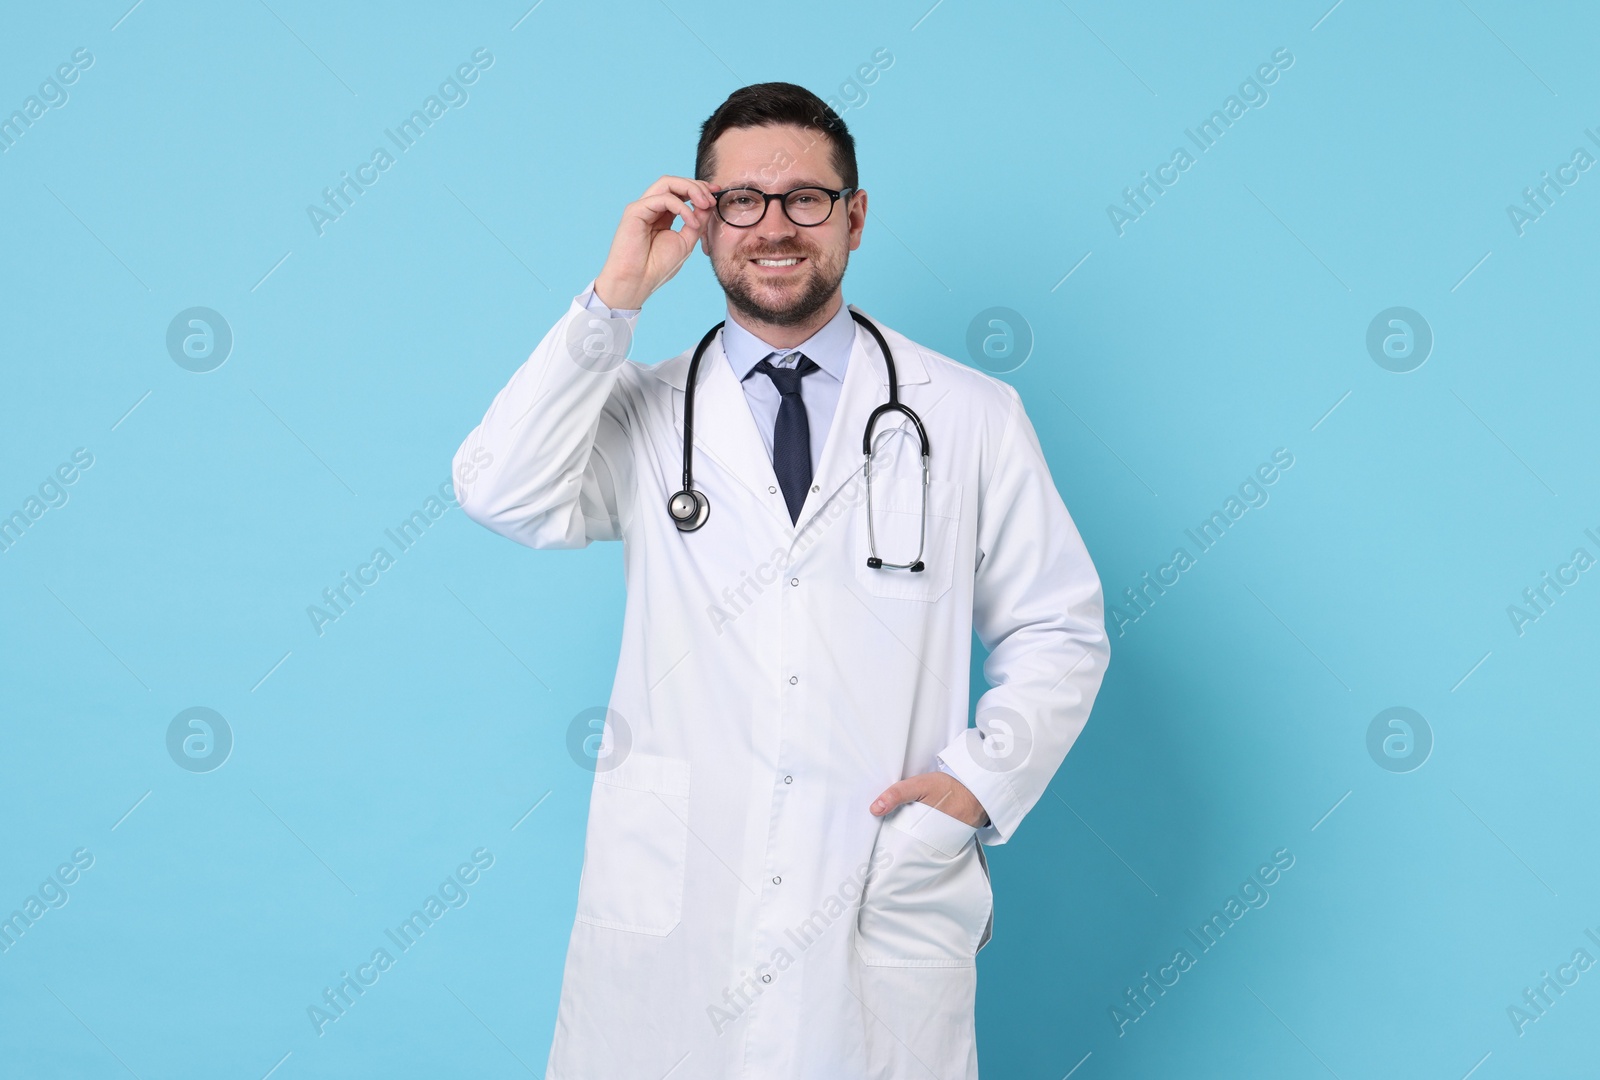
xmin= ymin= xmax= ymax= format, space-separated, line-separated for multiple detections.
xmin=667 ymin=308 xmax=931 ymax=572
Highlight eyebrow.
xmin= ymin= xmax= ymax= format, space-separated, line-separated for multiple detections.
xmin=716 ymin=178 xmax=835 ymax=192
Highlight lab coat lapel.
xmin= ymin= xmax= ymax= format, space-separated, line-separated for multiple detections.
xmin=670 ymin=331 xmax=792 ymax=530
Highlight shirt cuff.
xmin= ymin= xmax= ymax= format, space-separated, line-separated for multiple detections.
xmin=578 ymin=280 xmax=641 ymax=320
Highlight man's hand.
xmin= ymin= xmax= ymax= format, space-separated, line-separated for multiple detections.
xmin=593 ymin=175 xmax=717 ymax=311
xmin=870 ymin=771 xmax=988 ymax=828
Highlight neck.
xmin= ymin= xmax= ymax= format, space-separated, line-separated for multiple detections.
xmin=725 ymin=292 xmax=843 ymax=350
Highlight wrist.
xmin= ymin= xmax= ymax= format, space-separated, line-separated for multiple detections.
xmin=593 ymin=273 xmax=645 ymax=312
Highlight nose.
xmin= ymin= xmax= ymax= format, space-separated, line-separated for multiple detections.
xmin=752 ymin=194 xmax=798 ymax=241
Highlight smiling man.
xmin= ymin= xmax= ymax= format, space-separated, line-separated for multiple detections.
xmin=453 ymin=82 xmax=1109 ymax=1079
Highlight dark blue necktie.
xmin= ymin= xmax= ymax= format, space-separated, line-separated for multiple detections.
xmin=751 ymin=354 xmax=819 ymax=524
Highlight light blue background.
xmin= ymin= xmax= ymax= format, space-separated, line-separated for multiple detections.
xmin=3 ymin=1 xmax=1597 ymax=1076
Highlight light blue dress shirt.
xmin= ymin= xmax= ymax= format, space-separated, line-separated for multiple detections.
xmin=580 ymin=283 xmax=853 ymax=477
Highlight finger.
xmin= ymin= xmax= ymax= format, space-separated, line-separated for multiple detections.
xmin=869 ymin=787 xmax=897 ymax=815
xmin=628 ymin=193 xmax=687 ymax=221
xmin=637 ymin=193 xmax=705 ymax=222
xmin=674 ymin=200 xmax=711 ymax=229
xmin=683 ymin=178 xmax=720 ymax=217
xmin=677 ymin=214 xmax=704 ymax=250
xmin=670 ymin=205 xmax=711 ymax=241
xmin=644 ymin=175 xmax=717 ymax=210
xmin=870 ymin=776 xmax=930 ymax=816
xmin=627 ymin=193 xmax=697 ymax=227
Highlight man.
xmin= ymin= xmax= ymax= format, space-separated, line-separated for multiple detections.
xmin=453 ymin=82 xmax=1108 ymax=1079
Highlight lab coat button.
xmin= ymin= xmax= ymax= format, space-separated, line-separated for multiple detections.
xmin=772 ymin=875 xmax=782 ymax=885
xmin=783 ymin=775 xmax=793 ymax=784
xmin=789 ymin=578 xmax=799 ymax=587
xmin=761 ymin=974 xmax=772 ymax=983
xmin=788 ymin=676 xmax=798 ymax=685
xmin=768 ymin=485 xmax=778 ymax=494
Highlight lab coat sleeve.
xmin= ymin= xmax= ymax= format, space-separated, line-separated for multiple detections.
xmin=452 ymin=287 xmax=639 ymax=547
xmin=935 ymin=385 xmax=1110 ymax=845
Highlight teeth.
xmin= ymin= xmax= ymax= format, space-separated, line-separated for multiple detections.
xmin=755 ymin=258 xmax=799 ymax=266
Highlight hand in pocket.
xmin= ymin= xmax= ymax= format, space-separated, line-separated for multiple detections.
xmin=856 ymin=800 xmax=992 ymax=966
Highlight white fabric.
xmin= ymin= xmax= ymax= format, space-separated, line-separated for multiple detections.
xmin=453 ymin=293 xmax=1109 ymax=1079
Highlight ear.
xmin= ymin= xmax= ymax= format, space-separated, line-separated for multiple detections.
xmin=847 ymin=188 xmax=867 ymax=252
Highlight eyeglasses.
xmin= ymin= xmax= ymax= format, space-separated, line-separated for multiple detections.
xmin=710 ymin=185 xmax=856 ymax=228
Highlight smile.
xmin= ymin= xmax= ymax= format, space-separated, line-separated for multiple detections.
xmin=752 ymin=257 xmax=802 ymax=267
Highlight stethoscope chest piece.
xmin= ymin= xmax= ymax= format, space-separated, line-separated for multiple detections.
xmin=668 ymin=487 xmax=709 ymax=531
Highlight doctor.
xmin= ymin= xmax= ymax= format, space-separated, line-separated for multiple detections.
xmin=453 ymin=82 xmax=1108 ymax=1079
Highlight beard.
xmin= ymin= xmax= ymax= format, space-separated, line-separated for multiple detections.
xmin=712 ymin=236 xmax=849 ymax=328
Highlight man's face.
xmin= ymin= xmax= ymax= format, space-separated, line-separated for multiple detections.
xmin=701 ymin=124 xmax=866 ymax=327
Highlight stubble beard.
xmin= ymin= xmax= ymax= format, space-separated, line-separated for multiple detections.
xmin=713 ymin=239 xmax=848 ymax=328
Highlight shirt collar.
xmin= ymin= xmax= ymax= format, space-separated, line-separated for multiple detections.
xmin=723 ymin=300 xmax=855 ymax=384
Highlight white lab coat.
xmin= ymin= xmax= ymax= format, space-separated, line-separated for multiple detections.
xmin=453 ymin=295 xmax=1108 ymax=1079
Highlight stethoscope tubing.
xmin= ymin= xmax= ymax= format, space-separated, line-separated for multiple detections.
xmin=670 ymin=308 xmax=930 ymax=571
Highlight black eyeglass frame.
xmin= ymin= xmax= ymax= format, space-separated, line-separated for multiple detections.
xmin=707 ymin=185 xmax=858 ymax=228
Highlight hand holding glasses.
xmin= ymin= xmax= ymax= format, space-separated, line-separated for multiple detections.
xmin=592 ymin=179 xmax=854 ymax=313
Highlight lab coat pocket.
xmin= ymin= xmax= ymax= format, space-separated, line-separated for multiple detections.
xmin=853 ymin=478 xmax=962 ymax=603
xmin=855 ymin=800 xmax=992 ymax=967
xmin=574 ymin=752 xmax=691 ymax=936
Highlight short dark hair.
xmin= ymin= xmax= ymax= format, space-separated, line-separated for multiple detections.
xmin=695 ymin=82 xmax=858 ymax=189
